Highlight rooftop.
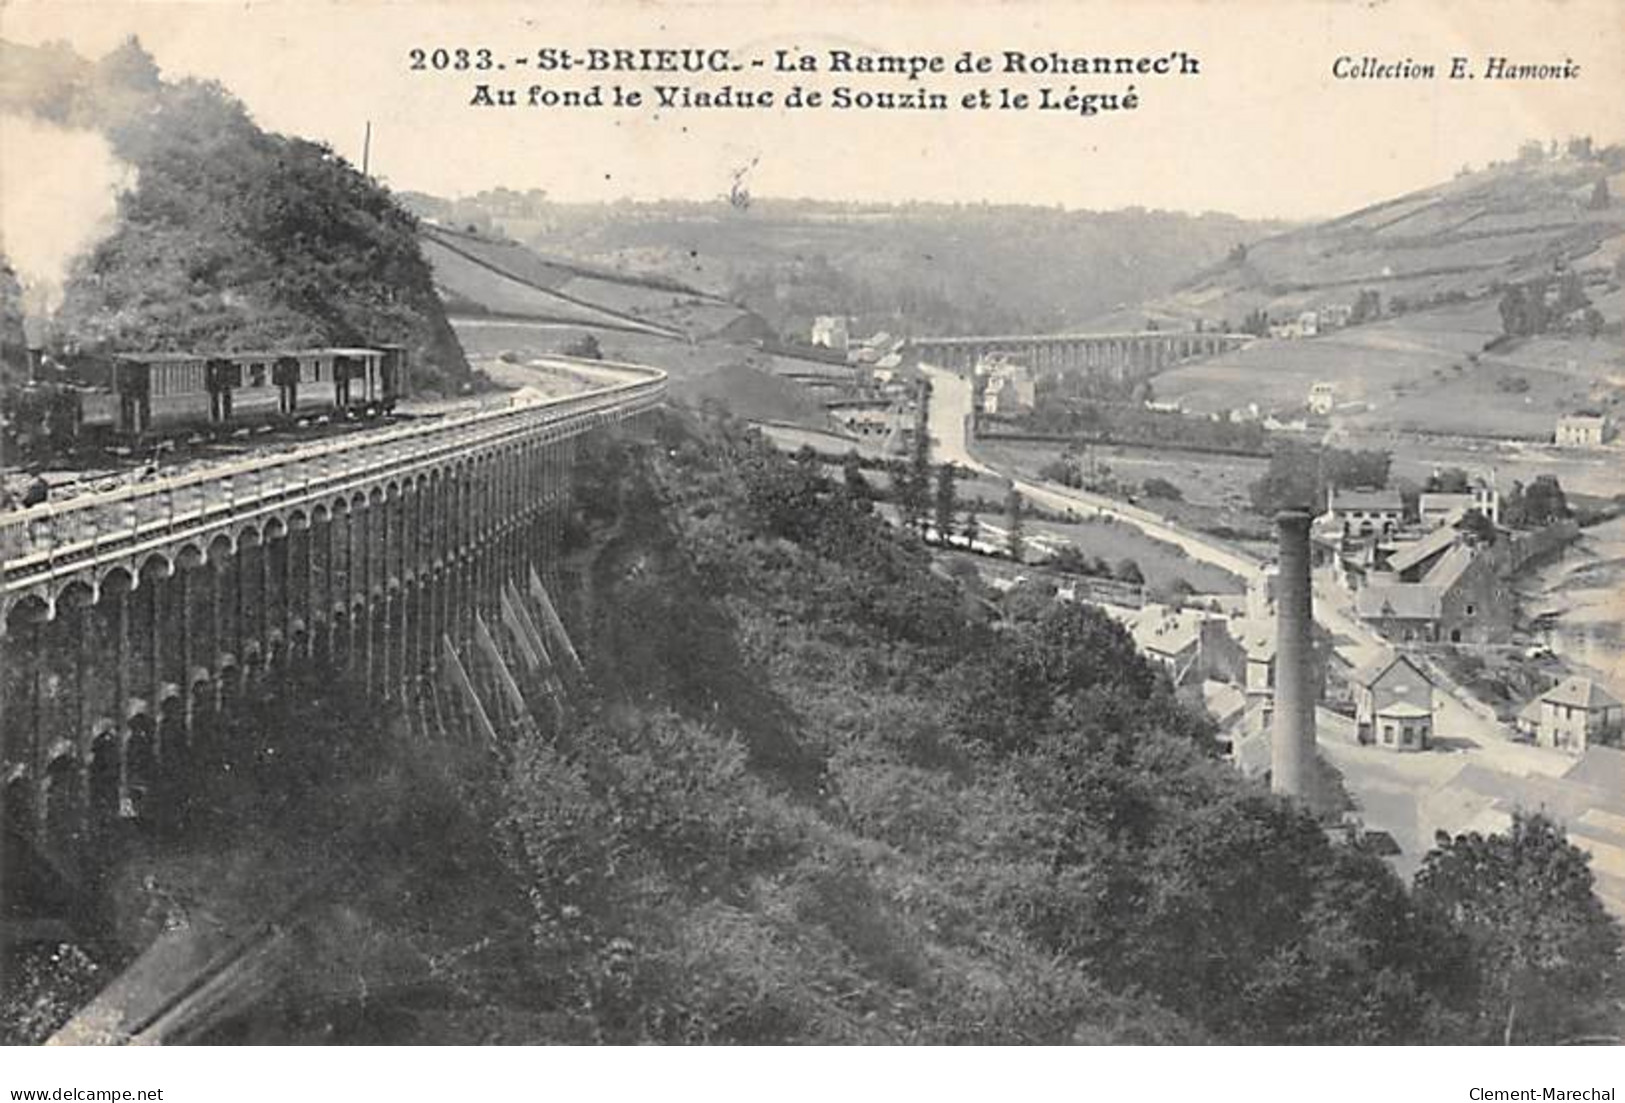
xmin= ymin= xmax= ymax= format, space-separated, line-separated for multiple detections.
xmin=1355 ymin=583 xmax=1442 ymax=621
xmin=1385 ymin=526 xmax=1461 ymax=575
xmin=1131 ymin=606 xmax=1208 ymax=657
xmin=1350 ymin=650 xmax=1432 ymax=689
xmin=1376 ymin=701 xmax=1433 ymax=720
xmin=1421 ymin=544 xmax=1477 ymax=593
xmin=1201 ymin=680 xmax=1248 ymax=727
xmin=1422 ymin=747 xmax=1625 ymax=919
xmin=1418 ymin=495 xmax=1479 ymax=526
xmin=1330 ymin=488 xmax=1403 ymax=512
xmin=1231 ymin=617 xmax=1276 ymax=661
xmin=1541 ymin=675 xmax=1623 ymax=712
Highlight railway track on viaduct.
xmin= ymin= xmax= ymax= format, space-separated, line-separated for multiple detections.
xmin=3 ymin=358 xmax=666 ymax=1044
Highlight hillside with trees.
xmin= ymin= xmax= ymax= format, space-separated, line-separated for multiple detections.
xmin=177 ymin=404 xmax=1601 ymax=1045
xmin=1110 ymin=140 xmax=1625 ymax=334
xmin=1126 ymin=143 xmax=1625 ymax=433
xmin=485 ymin=408 xmax=1620 ymax=1043
xmin=3 ymin=403 xmax=1616 ymax=1045
xmin=401 ymin=190 xmax=1287 ymax=341
xmin=0 ymin=37 xmax=469 ymax=393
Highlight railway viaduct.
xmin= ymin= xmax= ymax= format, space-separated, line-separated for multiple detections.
xmin=908 ymin=330 xmax=1250 ymax=379
xmin=0 ymin=359 xmax=665 ymax=884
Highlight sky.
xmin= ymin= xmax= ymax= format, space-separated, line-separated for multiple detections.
xmin=3 ymin=0 xmax=1624 ymax=221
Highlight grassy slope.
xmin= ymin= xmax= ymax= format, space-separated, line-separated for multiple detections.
xmin=425 ymin=196 xmax=1287 ymax=338
xmin=1123 ymin=158 xmax=1625 ymax=434
xmin=1130 ymin=159 xmax=1625 ymax=328
xmin=671 ymin=360 xmax=834 ymax=428
xmin=419 ymin=223 xmax=760 ymax=342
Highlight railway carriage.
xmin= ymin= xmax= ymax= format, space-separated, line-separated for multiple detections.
xmin=76 ymin=344 xmax=410 ymax=443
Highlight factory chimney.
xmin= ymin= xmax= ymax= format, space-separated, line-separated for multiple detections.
xmin=1270 ymin=509 xmax=1318 ymax=806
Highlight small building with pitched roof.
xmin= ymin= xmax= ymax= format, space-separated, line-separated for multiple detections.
xmin=1326 ymin=487 xmax=1404 ymax=538
xmin=1351 ymin=651 xmax=1436 ymax=751
xmin=1516 ymin=676 xmax=1624 ymax=753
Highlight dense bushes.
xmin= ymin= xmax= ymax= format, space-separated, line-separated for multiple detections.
xmin=478 ymin=408 xmax=1623 ymax=1044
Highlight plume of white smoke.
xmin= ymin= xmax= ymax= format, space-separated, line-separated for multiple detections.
xmin=0 ymin=114 xmax=136 ymax=336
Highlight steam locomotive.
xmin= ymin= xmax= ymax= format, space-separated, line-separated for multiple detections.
xmin=12 ymin=344 xmax=410 ymax=450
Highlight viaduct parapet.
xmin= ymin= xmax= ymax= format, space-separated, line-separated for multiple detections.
xmin=1 ymin=360 xmax=665 ymax=879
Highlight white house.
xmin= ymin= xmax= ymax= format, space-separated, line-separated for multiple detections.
xmin=1326 ymin=488 xmax=1404 ymax=538
xmin=811 ymin=316 xmax=850 ymax=352
xmin=1556 ymin=412 xmax=1612 ymax=447
xmin=1516 ymin=676 xmax=1624 ymax=752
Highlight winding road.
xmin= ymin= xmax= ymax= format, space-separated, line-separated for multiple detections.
xmin=921 ymin=365 xmax=1267 ymax=585
xmin=920 ymin=362 xmax=1568 ymax=781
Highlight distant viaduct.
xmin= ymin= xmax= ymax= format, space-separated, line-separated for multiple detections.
xmin=907 ymin=331 xmax=1250 ymax=379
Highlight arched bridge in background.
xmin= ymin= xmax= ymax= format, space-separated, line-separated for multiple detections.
xmin=0 ymin=359 xmax=666 ymax=883
xmin=908 ymin=331 xmax=1250 ymax=380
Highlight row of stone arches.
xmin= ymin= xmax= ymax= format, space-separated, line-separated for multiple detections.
xmin=1 ymin=407 xmax=607 ymax=879
xmin=4 ymin=501 xmax=570 ymax=874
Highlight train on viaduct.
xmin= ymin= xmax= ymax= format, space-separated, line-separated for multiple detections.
xmin=0 ymin=359 xmax=666 ymax=884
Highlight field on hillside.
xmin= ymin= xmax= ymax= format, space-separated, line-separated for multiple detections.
xmin=1111 ymin=155 xmax=1625 ymax=332
xmin=1154 ymin=303 xmax=1496 ymax=414
xmin=421 ymin=225 xmax=758 ymax=343
xmin=1341 ymin=428 xmax=1625 ymax=500
xmin=1379 ymin=359 xmax=1605 ymax=438
xmin=976 ymin=438 xmax=1271 ymax=539
xmin=1023 ymin=516 xmax=1245 ymax=595
xmin=1153 ymin=299 xmax=1624 ymax=439
xmin=456 ymin=196 xmax=1288 ymax=337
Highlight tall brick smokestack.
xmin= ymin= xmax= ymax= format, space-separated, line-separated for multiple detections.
xmin=1271 ymin=510 xmax=1317 ymax=804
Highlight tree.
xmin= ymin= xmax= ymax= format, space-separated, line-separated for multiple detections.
xmin=1588 ymin=177 xmax=1611 ymax=210
xmin=933 ymin=463 xmax=957 ymax=542
xmin=842 ymin=451 xmax=872 ymax=510
xmin=1051 ymin=544 xmax=1090 ymax=575
xmin=1115 ymin=558 xmax=1145 ymax=585
xmin=1499 ymin=283 xmax=1551 ymax=338
xmin=1349 ymin=288 xmax=1383 ymax=325
xmin=1249 ymin=442 xmax=1325 ymax=514
xmin=1141 ymin=477 xmax=1184 ymax=501
xmin=903 ymin=381 xmax=933 ymax=534
xmin=1425 ymin=467 xmax=1472 ymax=494
xmin=1414 ymin=813 xmax=1621 ymax=1044
xmin=1324 ymin=447 xmax=1392 ymax=491
xmin=1006 ymin=487 xmax=1025 ymax=563
xmin=1455 ymin=509 xmax=1498 ymax=547
xmin=1554 ymin=270 xmax=1590 ymax=317
xmin=1039 ymin=457 xmax=1083 ymax=489
xmin=1504 ymin=475 xmax=1570 ymax=527
xmin=564 ymin=333 xmax=603 ymax=359
xmin=959 ymin=507 xmax=980 ymax=545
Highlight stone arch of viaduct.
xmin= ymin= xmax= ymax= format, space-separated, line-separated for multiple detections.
xmin=1 ymin=361 xmax=665 ymax=876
